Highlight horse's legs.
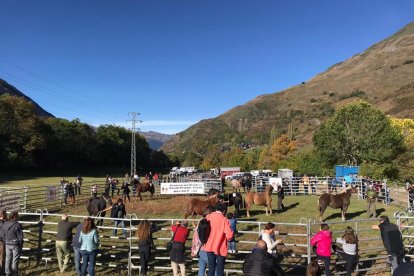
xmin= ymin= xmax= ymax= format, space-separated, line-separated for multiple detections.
xmin=246 ymin=204 xmax=251 ymax=218
xmin=139 ymin=191 xmax=143 ymax=201
xmin=269 ymin=203 xmax=272 ymax=215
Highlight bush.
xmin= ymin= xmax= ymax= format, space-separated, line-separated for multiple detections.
xmin=403 ymin=60 xmax=414 ymax=65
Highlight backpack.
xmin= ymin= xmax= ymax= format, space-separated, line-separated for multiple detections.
xmin=197 ymin=219 xmax=211 ymax=245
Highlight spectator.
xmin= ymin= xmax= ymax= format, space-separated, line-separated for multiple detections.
xmin=2 ymin=211 xmax=23 ymax=276
xmin=137 ymin=220 xmax=160 ymax=276
xmin=0 ymin=210 xmax=7 ymax=275
xmin=56 ymin=214 xmax=80 ymax=273
xmin=302 ymin=175 xmax=309 ymax=195
xmin=335 ymin=226 xmax=358 ymax=276
xmin=310 ymin=223 xmax=332 ymax=276
xmin=203 ymin=202 xmax=233 ymax=276
xmin=191 ymin=206 xmax=215 ymax=276
xmin=261 ymin=222 xmax=282 ymax=258
xmin=61 ymin=179 xmax=69 ymax=205
xmin=108 ymin=198 xmax=127 ymax=237
xmin=111 ymin=179 xmax=119 ymax=197
xmin=277 ymin=186 xmax=285 ymax=211
xmin=406 ymin=183 xmax=414 ymax=210
xmin=366 ymin=185 xmax=378 ymax=218
xmin=372 ymin=216 xmax=404 ymax=272
xmin=122 ymin=182 xmax=131 ymax=203
xmin=169 ymin=220 xmax=190 ymax=276
xmin=227 ymin=212 xmax=237 ymax=253
xmin=72 ymin=223 xmax=83 ymax=276
xmin=76 ymin=175 xmax=83 ymax=195
xmin=393 ymin=262 xmax=414 ymax=276
xmin=91 ymin=184 xmax=99 ymax=198
xmin=67 ymin=183 xmax=76 ymax=206
xmin=79 ymin=217 xmax=99 ymax=276
xmin=243 ymin=240 xmax=284 ymax=276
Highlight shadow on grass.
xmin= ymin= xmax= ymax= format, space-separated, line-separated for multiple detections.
xmin=324 ymin=210 xmax=366 ymax=221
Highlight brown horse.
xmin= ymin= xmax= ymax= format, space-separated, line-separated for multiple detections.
xmin=184 ymin=194 xmax=219 ymax=219
xmin=134 ymin=179 xmax=155 ymax=201
xmin=245 ymin=185 xmax=274 ymax=217
xmin=317 ymin=186 xmax=357 ymax=221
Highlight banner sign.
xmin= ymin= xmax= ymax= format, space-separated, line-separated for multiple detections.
xmin=161 ymin=182 xmax=205 ymax=194
xmin=269 ymin=177 xmax=282 ymax=189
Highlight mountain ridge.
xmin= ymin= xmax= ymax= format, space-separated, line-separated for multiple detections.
xmin=162 ymin=21 xmax=414 ymax=156
xmin=0 ymin=78 xmax=54 ymax=118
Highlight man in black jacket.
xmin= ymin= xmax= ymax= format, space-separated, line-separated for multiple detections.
xmin=372 ymin=216 xmax=404 ymax=272
xmin=56 ymin=214 xmax=80 ymax=273
xmin=0 ymin=210 xmax=7 ymax=274
xmin=104 ymin=198 xmax=127 ymax=237
xmin=243 ymin=240 xmax=284 ymax=276
xmin=2 ymin=211 xmax=23 ymax=276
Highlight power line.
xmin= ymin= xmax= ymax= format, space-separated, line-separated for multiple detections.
xmin=0 ymin=58 xmax=127 ymax=122
xmin=127 ymin=112 xmax=142 ymax=176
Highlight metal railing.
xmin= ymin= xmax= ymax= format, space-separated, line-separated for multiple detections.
xmin=13 ymin=211 xmax=412 ymax=275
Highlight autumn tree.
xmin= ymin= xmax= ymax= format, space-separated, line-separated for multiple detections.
xmin=259 ymin=134 xmax=297 ymax=170
xmin=313 ymin=100 xmax=404 ymax=166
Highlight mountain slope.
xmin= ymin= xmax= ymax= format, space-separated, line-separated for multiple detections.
xmin=0 ymin=78 xmax=54 ymax=117
xmin=162 ymin=21 xmax=414 ymax=155
xmin=140 ymin=131 xmax=173 ymax=150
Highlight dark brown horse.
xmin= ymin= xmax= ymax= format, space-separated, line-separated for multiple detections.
xmin=184 ymin=194 xmax=219 ymax=219
xmin=134 ymin=179 xmax=155 ymax=201
xmin=317 ymin=186 xmax=357 ymax=221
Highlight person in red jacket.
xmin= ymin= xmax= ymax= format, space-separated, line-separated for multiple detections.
xmin=202 ymin=203 xmax=233 ymax=276
xmin=310 ymin=223 xmax=332 ymax=276
xmin=169 ymin=220 xmax=190 ymax=276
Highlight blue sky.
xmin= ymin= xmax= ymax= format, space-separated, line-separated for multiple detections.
xmin=0 ymin=1 xmax=413 ymax=134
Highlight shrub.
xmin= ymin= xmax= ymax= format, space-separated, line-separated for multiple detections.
xmin=403 ymin=60 xmax=414 ymax=65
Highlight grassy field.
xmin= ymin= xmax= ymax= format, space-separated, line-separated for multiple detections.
xmin=1 ymin=175 xmax=404 ymax=275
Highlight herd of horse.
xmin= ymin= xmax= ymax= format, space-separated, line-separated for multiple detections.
xmin=86 ymin=176 xmax=359 ymax=222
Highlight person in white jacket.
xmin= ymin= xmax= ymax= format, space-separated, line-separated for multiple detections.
xmin=260 ymin=222 xmax=283 ymax=257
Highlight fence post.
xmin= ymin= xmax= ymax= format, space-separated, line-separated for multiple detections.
xmin=307 ymin=219 xmax=312 ymax=264
xmin=23 ymin=186 xmax=28 ymax=212
xmin=128 ymin=216 xmax=132 ymax=276
xmin=36 ymin=210 xmax=44 ymax=266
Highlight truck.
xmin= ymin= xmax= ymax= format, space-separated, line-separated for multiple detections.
xmin=220 ymin=167 xmax=241 ymax=180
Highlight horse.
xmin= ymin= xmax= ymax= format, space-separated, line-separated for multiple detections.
xmin=317 ymin=186 xmax=357 ymax=221
xmin=207 ymin=189 xmax=243 ymax=217
xmin=86 ymin=193 xmax=113 ymax=226
xmin=245 ymin=185 xmax=274 ymax=217
xmin=134 ymin=179 xmax=155 ymax=201
xmin=231 ymin=175 xmax=252 ymax=193
xmin=184 ymin=194 xmax=219 ymax=219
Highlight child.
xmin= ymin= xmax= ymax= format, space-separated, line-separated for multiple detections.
xmin=335 ymin=226 xmax=357 ymax=276
xmin=310 ymin=223 xmax=332 ymax=276
xmin=227 ymin=212 xmax=237 ymax=253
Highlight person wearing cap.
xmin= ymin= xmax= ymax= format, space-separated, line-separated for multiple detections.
xmin=366 ymin=185 xmax=378 ymax=218
xmin=0 ymin=210 xmax=7 ymax=274
xmin=2 ymin=211 xmax=23 ymax=276
xmin=372 ymin=216 xmax=404 ymax=272
xmin=56 ymin=214 xmax=80 ymax=273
